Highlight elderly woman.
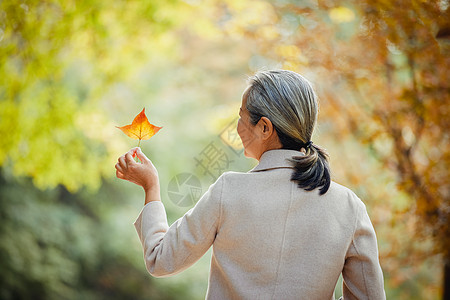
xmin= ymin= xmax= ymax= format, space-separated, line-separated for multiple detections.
xmin=115 ymin=70 xmax=386 ymax=300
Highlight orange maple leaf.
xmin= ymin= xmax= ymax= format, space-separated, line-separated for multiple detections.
xmin=117 ymin=108 xmax=162 ymax=146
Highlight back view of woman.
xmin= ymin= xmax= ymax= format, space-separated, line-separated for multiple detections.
xmin=115 ymin=70 xmax=386 ymax=299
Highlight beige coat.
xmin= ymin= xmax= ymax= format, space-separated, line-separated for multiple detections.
xmin=134 ymin=149 xmax=386 ymax=299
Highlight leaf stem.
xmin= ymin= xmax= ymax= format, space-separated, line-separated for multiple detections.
xmin=135 ymin=139 xmax=141 ymax=162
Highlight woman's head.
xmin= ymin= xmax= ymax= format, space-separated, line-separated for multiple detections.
xmin=245 ymin=70 xmax=317 ymax=150
xmin=239 ymin=70 xmax=331 ymax=195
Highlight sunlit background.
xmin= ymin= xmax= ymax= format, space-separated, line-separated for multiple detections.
xmin=0 ymin=0 xmax=449 ymax=299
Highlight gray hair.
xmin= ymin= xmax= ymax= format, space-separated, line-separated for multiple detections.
xmin=245 ymin=70 xmax=331 ymax=195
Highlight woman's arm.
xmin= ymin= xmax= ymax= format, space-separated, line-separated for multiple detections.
xmin=134 ymin=177 xmax=222 ymax=277
xmin=115 ymin=148 xmax=223 ymax=277
xmin=342 ymin=202 xmax=386 ymax=300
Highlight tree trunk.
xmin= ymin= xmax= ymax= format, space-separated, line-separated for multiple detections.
xmin=444 ymin=259 xmax=450 ymax=300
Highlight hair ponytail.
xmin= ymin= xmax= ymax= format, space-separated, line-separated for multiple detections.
xmin=289 ymin=143 xmax=331 ymax=195
xmin=245 ymin=70 xmax=331 ymax=195
xmin=275 ymin=126 xmax=331 ymax=195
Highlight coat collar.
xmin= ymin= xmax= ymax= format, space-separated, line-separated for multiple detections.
xmin=249 ymin=149 xmax=305 ymax=172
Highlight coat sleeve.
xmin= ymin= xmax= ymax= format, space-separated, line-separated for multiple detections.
xmin=133 ymin=175 xmax=224 ymax=277
xmin=342 ymin=201 xmax=386 ymax=300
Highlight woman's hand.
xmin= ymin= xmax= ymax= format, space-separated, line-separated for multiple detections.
xmin=115 ymin=147 xmax=161 ymax=203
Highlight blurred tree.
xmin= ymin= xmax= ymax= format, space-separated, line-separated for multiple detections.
xmin=3 ymin=0 xmax=447 ymax=298
xmin=0 ymin=0 xmax=257 ymax=298
xmin=0 ymin=0 xmax=218 ymax=299
xmin=0 ymin=0 xmax=185 ymax=191
xmin=210 ymin=0 xmax=449 ymax=297
xmin=0 ymin=170 xmax=198 ymax=299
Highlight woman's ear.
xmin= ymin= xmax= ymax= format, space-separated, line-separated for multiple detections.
xmin=257 ymin=117 xmax=275 ymax=140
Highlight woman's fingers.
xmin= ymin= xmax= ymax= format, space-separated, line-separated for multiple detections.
xmin=127 ymin=147 xmax=139 ymax=159
xmin=115 ymin=148 xmax=159 ymax=190
xmin=116 ymin=150 xmax=138 ymax=171
xmin=135 ymin=147 xmax=151 ymax=164
xmin=115 ymin=162 xmax=124 ymax=173
xmin=128 ymin=147 xmax=148 ymax=164
xmin=125 ymin=152 xmax=135 ymax=165
xmin=118 ymin=155 xmax=127 ymax=170
xmin=115 ymin=158 xmax=127 ymax=180
xmin=116 ymin=169 xmax=125 ymax=179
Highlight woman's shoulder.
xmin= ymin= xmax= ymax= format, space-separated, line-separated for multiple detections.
xmin=214 ymin=173 xmax=367 ymax=208
xmin=216 ymin=169 xmax=288 ymax=187
xmin=208 ymin=171 xmax=250 ymax=191
xmin=326 ymin=181 xmax=368 ymax=211
xmin=212 ymin=170 xmax=268 ymax=194
xmin=217 ymin=170 xmax=254 ymax=182
xmin=328 ymin=181 xmax=358 ymax=196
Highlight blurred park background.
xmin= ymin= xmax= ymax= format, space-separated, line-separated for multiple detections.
xmin=0 ymin=0 xmax=449 ymax=299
